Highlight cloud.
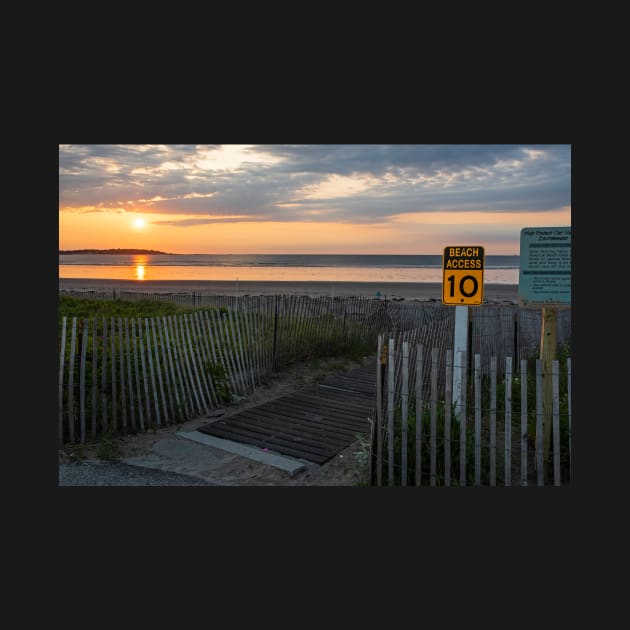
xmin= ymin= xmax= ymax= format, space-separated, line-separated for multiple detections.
xmin=59 ymin=144 xmax=570 ymax=224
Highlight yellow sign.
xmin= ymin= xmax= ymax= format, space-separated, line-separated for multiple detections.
xmin=442 ymin=246 xmax=485 ymax=305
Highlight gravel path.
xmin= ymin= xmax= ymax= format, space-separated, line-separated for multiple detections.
xmin=59 ymin=462 xmax=212 ymax=486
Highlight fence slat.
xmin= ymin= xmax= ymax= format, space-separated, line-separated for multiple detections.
xmin=444 ymin=349 xmax=452 ymax=487
xmin=474 ymin=353 xmax=481 ymax=486
xmin=152 ymin=318 xmax=170 ymax=425
xmin=158 ymin=316 xmax=176 ymax=421
xmin=376 ymin=335 xmax=383 ymax=487
xmin=490 ymin=356 xmax=497 ymax=486
xmin=118 ymin=318 xmax=127 ymax=435
xmin=521 ymin=358 xmax=528 ymax=486
xmin=505 ymin=356 xmax=512 ymax=486
xmin=552 ymin=359 xmax=561 ymax=486
xmin=58 ymin=316 xmax=67 ymax=446
xmin=162 ymin=316 xmax=182 ymax=422
xmin=459 ymin=350 xmax=467 ymax=486
xmin=67 ymin=317 xmax=77 ymax=443
xmin=79 ymin=318 xmax=89 ymax=444
xmin=101 ymin=317 xmax=108 ymax=432
xmin=415 ymin=344 xmax=423 ymax=486
xmin=183 ymin=313 xmax=209 ymax=414
xmin=430 ymin=347 xmax=438 ymax=487
xmin=567 ymin=357 xmax=572 ymax=479
xmin=168 ymin=315 xmax=192 ymax=420
xmin=125 ymin=318 xmax=136 ymax=432
xmin=110 ymin=317 xmax=117 ymax=432
xmin=131 ymin=319 xmax=145 ymax=433
xmin=178 ymin=315 xmax=203 ymax=416
xmin=387 ymin=337 xmax=395 ymax=486
xmin=91 ymin=318 xmax=97 ymax=440
xmin=536 ymin=359 xmax=543 ymax=486
xmin=145 ymin=318 xmax=161 ymax=428
xmin=401 ymin=341 xmax=409 ymax=486
xmin=138 ymin=318 xmax=152 ymax=429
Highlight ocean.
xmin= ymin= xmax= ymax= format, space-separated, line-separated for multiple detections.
xmin=58 ymin=253 xmax=520 ymax=284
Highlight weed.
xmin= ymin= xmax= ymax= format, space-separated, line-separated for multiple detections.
xmin=95 ymin=430 xmax=122 ymax=461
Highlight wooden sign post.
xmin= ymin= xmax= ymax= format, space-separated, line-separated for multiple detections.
xmin=519 ymin=227 xmax=571 ymax=481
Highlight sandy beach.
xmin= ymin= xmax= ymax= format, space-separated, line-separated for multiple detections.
xmin=59 ymin=277 xmax=520 ymax=304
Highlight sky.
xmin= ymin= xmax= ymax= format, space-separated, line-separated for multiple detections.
xmin=59 ymin=144 xmax=571 ymax=255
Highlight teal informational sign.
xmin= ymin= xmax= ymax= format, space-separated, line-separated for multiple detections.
xmin=518 ymin=226 xmax=571 ymax=306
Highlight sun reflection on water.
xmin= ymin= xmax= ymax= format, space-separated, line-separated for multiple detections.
xmin=133 ymin=255 xmax=147 ymax=280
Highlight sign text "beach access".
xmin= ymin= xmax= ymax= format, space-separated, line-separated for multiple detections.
xmin=442 ymin=245 xmax=485 ymax=305
xmin=444 ymin=247 xmax=483 ymax=269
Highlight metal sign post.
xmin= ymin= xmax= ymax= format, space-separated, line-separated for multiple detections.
xmin=443 ymin=246 xmax=485 ymax=421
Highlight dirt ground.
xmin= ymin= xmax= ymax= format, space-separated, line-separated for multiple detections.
xmin=59 ymin=354 xmax=374 ymax=486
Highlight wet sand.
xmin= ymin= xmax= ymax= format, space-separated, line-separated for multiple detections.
xmin=59 ymin=277 xmax=520 ymax=304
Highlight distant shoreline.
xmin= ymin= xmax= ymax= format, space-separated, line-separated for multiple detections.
xmin=59 ymin=277 xmax=522 ymax=304
xmin=59 ymin=248 xmax=173 ymax=255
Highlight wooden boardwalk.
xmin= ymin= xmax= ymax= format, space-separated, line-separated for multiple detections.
xmin=198 ymin=360 xmax=376 ymax=464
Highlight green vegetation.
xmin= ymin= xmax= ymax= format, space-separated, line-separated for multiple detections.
xmin=95 ymin=430 xmax=123 ymax=461
xmin=59 ymin=294 xmax=217 ymax=320
xmin=378 ymin=340 xmax=572 ymax=485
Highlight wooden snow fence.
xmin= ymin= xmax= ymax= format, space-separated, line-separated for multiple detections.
xmin=370 ymin=334 xmax=572 ymax=487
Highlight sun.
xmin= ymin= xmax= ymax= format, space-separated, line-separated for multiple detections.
xmin=133 ymin=217 xmax=145 ymax=229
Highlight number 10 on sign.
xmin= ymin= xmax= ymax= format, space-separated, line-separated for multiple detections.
xmin=442 ymin=246 xmax=485 ymax=305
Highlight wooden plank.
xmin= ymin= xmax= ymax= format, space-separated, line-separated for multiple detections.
xmin=459 ymin=350 xmax=467 ymax=486
xmin=118 ymin=318 xmax=128 ymax=435
xmin=268 ymin=397 xmax=371 ymax=431
xmin=187 ymin=312 xmax=211 ymax=409
xmin=200 ymin=423 xmax=331 ymax=464
xmin=444 ymin=348 xmax=452 ymax=487
xmin=162 ymin=316 xmax=188 ymax=421
xmin=490 ymin=356 xmax=497 ymax=486
xmin=505 ymin=356 xmax=512 ymax=486
xmin=474 ymin=353 xmax=481 ymax=485
xmin=415 ymin=344 xmax=423 ymax=486
xmin=170 ymin=314 xmax=195 ymax=417
xmin=101 ymin=316 xmax=108 ymax=431
xmin=376 ymin=335 xmax=383 ymax=486
xmin=194 ymin=311 xmax=218 ymax=407
xmin=520 ymin=358 xmax=528 ymax=486
xmin=401 ymin=341 xmax=409 ymax=486
xmin=218 ymin=413 xmax=351 ymax=450
xmin=552 ymin=359 xmax=561 ymax=486
xmin=58 ymin=316 xmax=67 ymax=446
xmin=235 ymin=407 xmax=360 ymax=442
xmin=79 ymin=318 xmax=89 ymax=444
xmin=215 ymin=309 xmax=240 ymax=397
xmin=67 ymin=317 xmax=77 ymax=443
xmin=567 ymin=358 xmax=572 ymax=478
xmin=430 ymin=346 xmax=438 ymax=486
xmin=541 ymin=307 xmax=557 ymax=479
xmin=536 ymin=359 xmax=544 ymax=486
xmin=144 ymin=318 xmax=161 ymax=428
xmin=124 ymin=318 xmax=136 ymax=433
xmin=131 ymin=319 xmax=145 ymax=433
xmin=91 ymin=318 xmax=97 ymax=440
xmin=183 ymin=313 xmax=210 ymax=414
xmin=227 ymin=308 xmax=247 ymax=395
xmin=178 ymin=315 xmax=203 ymax=416
xmin=156 ymin=316 xmax=175 ymax=422
xmin=239 ymin=306 xmax=256 ymax=391
xmin=387 ymin=337 xmax=395 ymax=486
xmin=168 ymin=315 xmax=192 ymax=420
xmin=152 ymin=318 xmax=169 ymax=425
xmin=110 ymin=317 xmax=117 ymax=432
xmin=138 ymin=318 xmax=152 ymax=428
